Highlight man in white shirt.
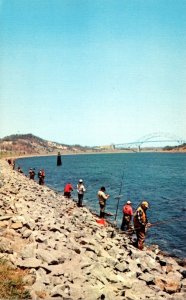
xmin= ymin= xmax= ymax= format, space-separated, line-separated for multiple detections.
xmin=77 ymin=179 xmax=86 ymax=207
xmin=97 ymin=186 xmax=110 ymax=218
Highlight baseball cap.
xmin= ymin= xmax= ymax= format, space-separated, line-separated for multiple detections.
xmin=141 ymin=201 xmax=149 ymax=208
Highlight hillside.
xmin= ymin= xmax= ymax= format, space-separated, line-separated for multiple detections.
xmin=0 ymin=134 xmax=185 ymax=157
xmin=0 ymin=134 xmax=93 ymax=156
xmin=163 ymin=143 xmax=186 ymax=152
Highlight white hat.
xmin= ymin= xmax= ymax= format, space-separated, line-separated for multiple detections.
xmin=79 ymin=179 xmax=83 ymax=183
xmin=127 ymin=200 xmax=131 ymax=204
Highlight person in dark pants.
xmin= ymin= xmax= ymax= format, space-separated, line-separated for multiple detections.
xmin=77 ymin=179 xmax=86 ymax=207
xmin=64 ymin=183 xmax=73 ymax=198
xmin=29 ymin=168 xmax=36 ymax=180
xmin=17 ymin=166 xmax=23 ymax=173
xmin=38 ymin=169 xmax=45 ymax=185
xmin=97 ymin=186 xmax=110 ymax=218
xmin=121 ymin=200 xmax=133 ymax=231
xmin=133 ymin=201 xmax=151 ymax=250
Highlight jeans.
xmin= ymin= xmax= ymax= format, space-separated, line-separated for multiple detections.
xmin=78 ymin=193 xmax=84 ymax=207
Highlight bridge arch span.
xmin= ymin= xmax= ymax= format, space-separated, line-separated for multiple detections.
xmin=135 ymin=132 xmax=185 ymax=146
xmin=113 ymin=132 xmax=185 ymax=149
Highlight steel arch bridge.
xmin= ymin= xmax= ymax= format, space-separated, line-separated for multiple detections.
xmin=113 ymin=132 xmax=186 ymax=151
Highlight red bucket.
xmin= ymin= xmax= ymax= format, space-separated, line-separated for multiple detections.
xmin=96 ymin=218 xmax=106 ymax=225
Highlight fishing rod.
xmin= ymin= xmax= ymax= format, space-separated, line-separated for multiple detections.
xmin=120 ymin=216 xmax=186 ymax=234
xmin=149 ymin=216 xmax=186 ymax=227
xmin=114 ymin=169 xmax=125 ymax=224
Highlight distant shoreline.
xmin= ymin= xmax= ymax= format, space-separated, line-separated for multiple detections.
xmin=4 ymin=148 xmax=186 ymax=162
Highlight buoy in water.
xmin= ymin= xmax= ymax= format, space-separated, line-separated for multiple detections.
xmin=57 ymin=152 xmax=62 ymax=166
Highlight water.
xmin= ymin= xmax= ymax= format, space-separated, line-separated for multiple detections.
xmin=16 ymin=152 xmax=186 ymax=258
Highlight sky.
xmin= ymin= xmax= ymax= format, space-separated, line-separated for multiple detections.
xmin=0 ymin=0 xmax=186 ymax=146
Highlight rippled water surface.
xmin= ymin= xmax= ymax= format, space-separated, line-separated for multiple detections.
xmin=17 ymin=152 xmax=186 ymax=258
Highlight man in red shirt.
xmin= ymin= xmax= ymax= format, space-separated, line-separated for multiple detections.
xmin=121 ymin=200 xmax=133 ymax=231
xmin=64 ymin=183 xmax=73 ymax=198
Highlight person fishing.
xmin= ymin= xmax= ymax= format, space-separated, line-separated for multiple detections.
xmin=121 ymin=200 xmax=133 ymax=231
xmin=17 ymin=166 xmax=23 ymax=173
xmin=133 ymin=201 xmax=151 ymax=250
xmin=77 ymin=179 xmax=86 ymax=207
xmin=97 ymin=186 xmax=110 ymax=218
xmin=64 ymin=182 xmax=73 ymax=198
xmin=29 ymin=168 xmax=36 ymax=180
xmin=38 ymin=169 xmax=45 ymax=185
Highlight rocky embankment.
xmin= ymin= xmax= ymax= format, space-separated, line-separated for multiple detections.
xmin=0 ymin=160 xmax=185 ymax=300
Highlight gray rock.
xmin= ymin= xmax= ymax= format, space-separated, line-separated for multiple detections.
xmin=138 ymin=272 xmax=155 ymax=283
xmin=50 ymin=284 xmax=70 ymax=298
xmin=83 ymin=286 xmax=103 ymax=300
xmin=0 ymin=237 xmax=14 ymax=254
xmin=0 ymin=215 xmax=12 ymax=221
xmin=170 ymin=292 xmax=186 ymax=300
xmin=115 ymin=261 xmax=128 ymax=272
xmin=104 ymin=256 xmax=118 ymax=267
xmin=22 ymin=229 xmax=32 ymax=238
xmin=21 ymin=243 xmax=36 ymax=259
xmin=16 ymin=258 xmax=42 ymax=268
xmin=36 ymin=249 xmax=65 ymax=265
xmin=35 ymin=234 xmax=48 ymax=243
xmin=31 ymin=280 xmax=46 ymax=293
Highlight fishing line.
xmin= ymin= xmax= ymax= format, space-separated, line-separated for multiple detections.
xmin=149 ymin=216 xmax=186 ymax=227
